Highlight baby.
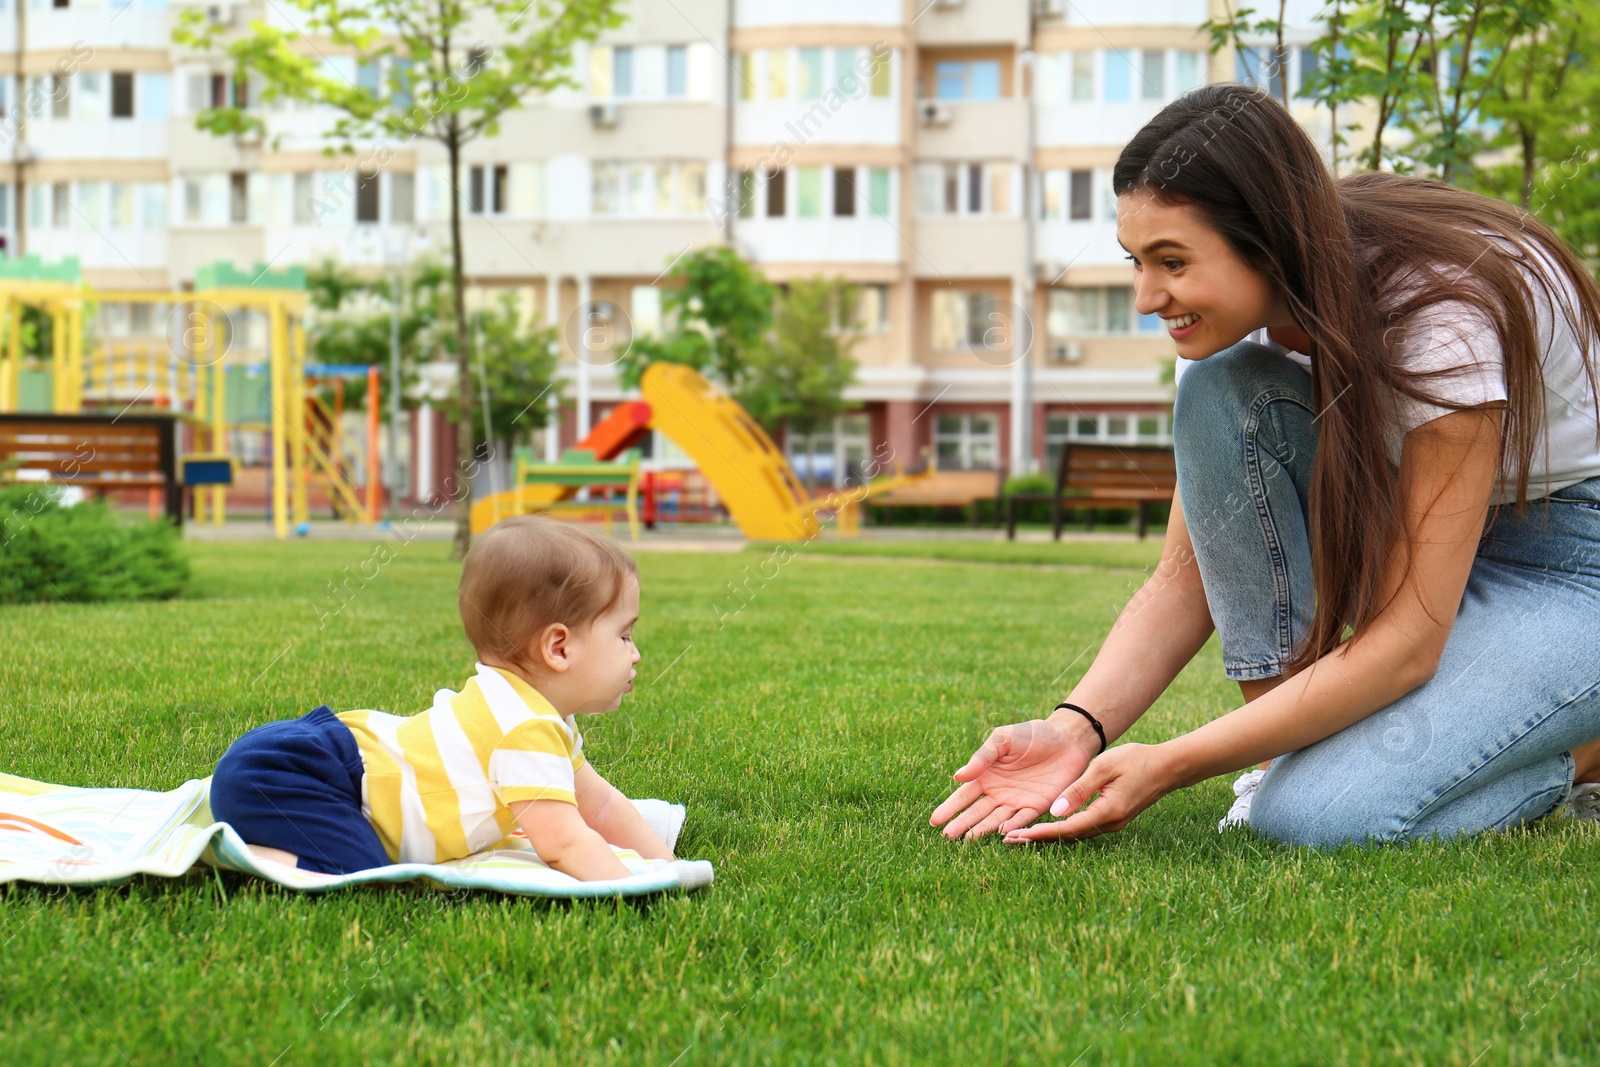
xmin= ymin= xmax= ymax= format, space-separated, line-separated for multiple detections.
xmin=209 ymin=515 xmax=672 ymax=881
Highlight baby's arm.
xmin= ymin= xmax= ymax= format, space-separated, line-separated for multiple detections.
xmin=575 ymin=763 xmax=675 ymax=861
xmin=509 ymin=799 xmax=633 ymax=881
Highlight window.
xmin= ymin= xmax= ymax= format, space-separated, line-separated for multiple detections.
xmin=111 ymin=72 xmax=134 ymax=117
xmin=736 ymin=169 xmax=756 ymax=218
xmin=50 ymin=183 xmax=69 ymax=227
xmin=738 ymin=53 xmax=757 ymax=101
xmin=768 ymin=49 xmax=789 ymax=99
xmin=142 ymin=182 xmax=167 ymax=229
xmin=591 ymin=161 xmax=709 ymax=217
xmin=797 ymin=48 xmax=823 ymax=100
xmin=1069 ymin=169 xmax=1091 ymax=220
xmin=858 ymin=284 xmax=888 ymax=333
xmin=870 ymin=50 xmax=892 ymax=97
xmin=356 ymin=172 xmax=380 ymax=223
xmin=110 ymin=182 xmax=134 ymax=228
xmin=1105 ymin=50 xmax=1132 ymax=102
xmin=834 ymin=48 xmax=859 ymax=95
xmin=866 ymin=168 xmax=891 ymax=218
xmin=80 ymin=71 xmax=102 ymax=116
xmin=357 ymin=61 xmax=380 ymax=94
xmin=1048 ymin=287 xmax=1147 ymax=336
xmin=292 ymin=172 xmax=314 ymax=224
xmin=1296 ymin=46 xmax=1319 ymax=99
xmin=1175 ymin=51 xmax=1204 ymax=94
xmin=51 ymin=73 xmax=70 ymax=119
xmin=469 ymin=165 xmax=485 ymax=214
xmin=142 ymin=73 xmax=170 ymax=120
xmin=391 ymin=172 xmax=415 ymax=224
xmin=229 ymin=172 xmax=248 ymax=224
xmin=1236 ymin=46 xmax=1283 ymax=100
xmin=1071 ymin=51 xmax=1095 ymax=101
xmin=832 ymin=166 xmax=856 ymax=217
xmin=787 ymin=413 xmax=872 ymax=488
xmin=935 ymin=414 xmax=999 ymax=470
xmin=935 ymin=59 xmax=1001 ymax=101
xmin=183 ymin=178 xmax=203 ymax=224
xmin=796 ymin=166 xmax=822 ymax=218
xmin=915 ymin=162 xmax=1013 ymax=217
xmin=1046 ymin=412 xmax=1170 ymax=466
xmin=80 ymin=181 xmax=104 ymax=229
xmin=632 ymin=286 xmax=663 ymax=336
xmin=666 ymin=45 xmax=687 ymax=97
xmin=932 ymin=290 xmax=1007 ymax=351
xmin=210 ymin=73 xmax=228 ymax=109
xmin=492 ymin=164 xmax=508 ymax=214
xmin=1141 ymin=50 xmax=1165 ymax=101
xmin=590 ymin=44 xmax=613 ymax=97
xmin=764 ymin=167 xmax=785 ymax=217
xmin=1035 ymin=53 xmax=1065 ymax=104
xmin=613 ymin=46 xmax=633 ymax=97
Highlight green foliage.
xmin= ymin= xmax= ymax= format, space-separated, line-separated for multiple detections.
xmin=0 ymin=485 xmax=189 ymax=604
xmin=619 ymin=247 xmax=776 ymax=391
xmin=737 ymin=278 xmax=862 ymax=439
xmin=434 ymin=291 xmax=561 ymax=447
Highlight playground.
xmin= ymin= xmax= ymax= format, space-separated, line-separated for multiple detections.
xmin=3 ymin=539 xmax=1595 ymax=1064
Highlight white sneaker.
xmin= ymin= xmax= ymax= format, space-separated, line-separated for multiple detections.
xmin=1218 ymin=769 xmax=1268 ymax=832
xmin=1564 ymin=782 xmax=1600 ymax=820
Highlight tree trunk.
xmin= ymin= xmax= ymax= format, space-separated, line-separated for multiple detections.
xmin=1521 ymin=126 xmax=1536 ymax=210
xmin=449 ymin=119 xmax=474 ymax=559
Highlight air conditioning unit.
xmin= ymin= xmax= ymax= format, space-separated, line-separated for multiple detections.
xmin=1034 ymin=0 xmax=1067 ymax=17
xmin=233 ymin=127 xmax=263 ymax=147
xmin=206 ymin=4 xmax=238 ymax=26
xmin=919 ymin=101 xmax=953 ymax=127
xmin=1051 ymin=341 xmax=1083 ymax=364
xmin=933 ymin=0 xmax=966 ymax=8
xmin=589 ymin=102 xmax=619 ymax=129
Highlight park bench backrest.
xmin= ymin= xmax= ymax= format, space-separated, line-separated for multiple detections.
xmin=0 ymin=415 xmax=176 ymax=484
xmin=1056 ymin=443 xmax=1177 ymax=495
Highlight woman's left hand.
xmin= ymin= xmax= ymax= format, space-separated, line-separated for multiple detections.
xmin=1002 ymin=742 xmax=1182 ymax=843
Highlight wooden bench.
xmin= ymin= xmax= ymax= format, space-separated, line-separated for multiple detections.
xmin=0 ymin=413 xmax=183 ymax=524
xmin=868 ymin=467 xmax=1009 ymax=528
xmin=1006 ymin=443 xmax=1176 ymax=541
xmin=514 ymin=448 xmax=642 ymax=540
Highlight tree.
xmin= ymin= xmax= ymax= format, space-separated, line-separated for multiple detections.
xmin=737 ymin=279 xmax=862 ymax=491
xmin=435 ymin=291 xmax=562 ymax=458
xmin=175 ymin=0 xmax=624 ymax=557
xmin=616 ymin=247 xmax=776 ymax=392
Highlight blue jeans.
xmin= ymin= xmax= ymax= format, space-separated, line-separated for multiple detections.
xmin=1173 ymin=342 xmax=1600 ymax=847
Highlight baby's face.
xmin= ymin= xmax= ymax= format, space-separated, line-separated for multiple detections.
xmin=566 ymin=575 xmax=641 ymax=716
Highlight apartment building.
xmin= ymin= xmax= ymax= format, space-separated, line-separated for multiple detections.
xmin=6 ymin=0 xmax=1336 ymax=492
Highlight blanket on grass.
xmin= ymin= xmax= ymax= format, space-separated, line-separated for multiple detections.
xmin=0 ymin=772 xmax=712 ymax=897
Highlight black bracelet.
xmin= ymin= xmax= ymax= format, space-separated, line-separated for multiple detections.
xmin=1054 ymin=702 xmax=1107 ymax=755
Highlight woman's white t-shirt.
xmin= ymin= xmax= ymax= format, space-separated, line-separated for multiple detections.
xmin=1172 ymin=250 xmax=1600 ymax=505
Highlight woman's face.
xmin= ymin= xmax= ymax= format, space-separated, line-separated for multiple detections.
xmin=1116 ymin=190 xmax=1293 ymax=359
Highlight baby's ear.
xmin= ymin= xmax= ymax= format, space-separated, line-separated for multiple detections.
xmin=531 ymin=623 xmax=572 ymax=673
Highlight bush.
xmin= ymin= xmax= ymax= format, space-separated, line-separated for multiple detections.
xmin=0 ymin=484 xmax=189 ymax=604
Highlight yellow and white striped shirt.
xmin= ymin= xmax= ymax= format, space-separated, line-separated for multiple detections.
xmin=337 ymin=663 xmax=586 ymax=864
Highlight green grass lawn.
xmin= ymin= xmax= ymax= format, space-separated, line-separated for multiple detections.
xmin=2 ymin=540 xmax=1594 ymax=1065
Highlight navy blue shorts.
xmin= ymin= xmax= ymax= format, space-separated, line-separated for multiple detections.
xmin=210 ymin=706 xmax=392 ymax=875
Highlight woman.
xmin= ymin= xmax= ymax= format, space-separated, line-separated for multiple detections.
xmin=931 ymin=84 xmax=1600 ymax=848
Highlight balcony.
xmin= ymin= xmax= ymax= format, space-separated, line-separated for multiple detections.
xmin=735 ymin=97 xmax=901 ymax=149
xmin=31 ymin=230 xmax=169 ymax=273
xmin=417 ymin=217 xmax=725 ymax=279
xmin=734 ymin=0 xmax=901 ymax=27
xmin=1037 ymin=219 xmax=1125 ymax=272
xmin=28 ymin=7 xmax=172 ymax=50
xmin=1036 ymin=100 xmax=1169 ymax=149
xmin=914 ymin=99 xmax=1027 ymax=160
xmin=29 ymin=119 xmax=170 ymax=162
xmin=737 ymin=217 xmax=901 ymax=265
xmin=910 ymin=217 xmax=1026 ymax=278
xmin=1046 ymin=0 xmax=1210 ymax=27
xmin=913 ymin=0 xmax=1030 ymax=46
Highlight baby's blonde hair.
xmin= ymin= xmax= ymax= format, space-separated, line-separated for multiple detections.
xmin=458 ymin=516 xmax=638 ymax=674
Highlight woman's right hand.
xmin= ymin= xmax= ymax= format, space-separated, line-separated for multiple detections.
xmin=930 ymin=715 xmax=1100 ymax=840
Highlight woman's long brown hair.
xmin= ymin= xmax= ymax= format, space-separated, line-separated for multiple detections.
xmin=1113 ymin=84 xmax=1600 ymax=673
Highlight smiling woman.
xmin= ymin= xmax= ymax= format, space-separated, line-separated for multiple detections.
xmin=931 ymin=84 xmax=1600 ymax=851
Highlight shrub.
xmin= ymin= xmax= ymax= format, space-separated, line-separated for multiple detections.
xmin=0 ymin=484 xmax=189 ymax=604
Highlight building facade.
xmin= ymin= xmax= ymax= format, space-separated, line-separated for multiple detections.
xmin=6 ymin=0 xmax=1337 ymax=491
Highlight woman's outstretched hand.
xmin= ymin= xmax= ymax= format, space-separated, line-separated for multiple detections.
xmin=929 ymin=717 xmax=1097 ymax=840
xmin=1000 ymin=742 xmax=1176 ymax=844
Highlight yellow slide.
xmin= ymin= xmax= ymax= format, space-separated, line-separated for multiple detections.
xmin=640 ymin=363 xmax=820 ymax=541
xmin=469 ymin=363 xmax=820 ymax=540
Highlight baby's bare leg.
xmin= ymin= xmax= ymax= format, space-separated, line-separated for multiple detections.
xmin=247 ymin=845 xmax=300 ymax=868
